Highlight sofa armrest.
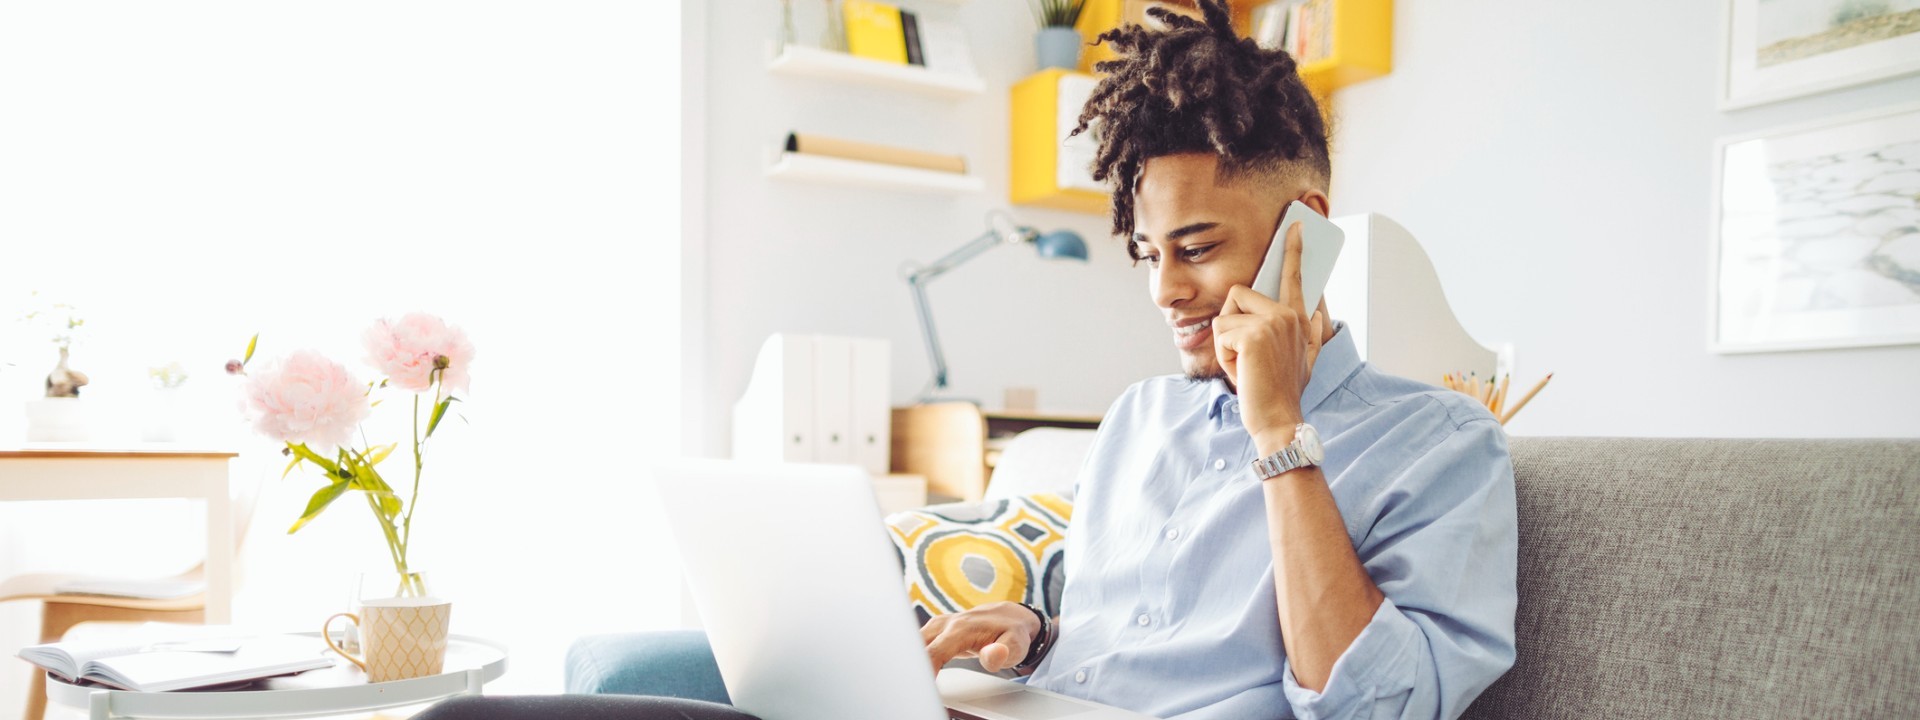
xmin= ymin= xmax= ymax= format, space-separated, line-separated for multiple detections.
xmin=565 ymin=630 xmax=730 ymax=702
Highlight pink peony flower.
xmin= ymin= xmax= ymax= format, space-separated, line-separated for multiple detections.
xmin=362 ymin=313 xmax=475 ymax=394
xmin=242 ymin=350 xmax=371 ymax=450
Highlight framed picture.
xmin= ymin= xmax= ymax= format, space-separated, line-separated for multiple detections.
xmin=1711 ymin=101 xmax=1920 ymax=353
xmin=1720 ymin=0 xmax=1920 ymax=110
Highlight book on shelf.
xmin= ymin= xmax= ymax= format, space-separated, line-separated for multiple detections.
xmin=844 ymin=0 xmax=921 ymax=66
xmin=785 ymin=132 xmax=967 ymax=174
xmin=916 ymin=18 xmax=974 ymax=76
xmin=17 ymin=626 xmax=335 ymax=692
xmin=901 ymin=10 xmax=924 ymax=66
xmin=1251 ymin=1 xmax=1290 ymax=51
xmin=1282 ymin=0 xmax=1333 ymax=65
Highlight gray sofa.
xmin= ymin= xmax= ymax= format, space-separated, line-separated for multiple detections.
xmin=1469 ymin=437 xmax=1919 ymax=719
xmin=570 ymin=437 xmax=1920 ymax=718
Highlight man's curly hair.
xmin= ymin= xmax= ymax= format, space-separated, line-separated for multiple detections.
xmin=1071 ymin=0 xmax=1330 ymax=249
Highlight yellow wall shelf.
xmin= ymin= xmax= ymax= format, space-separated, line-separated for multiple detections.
xmin=1075 ymin=0 xmax=1392 ymax=97
xmin=1010 ymin=68 xmax=1110 ymax=215
xmin=768 ymin=45 xmax=985 ymax=100
xmin=1291 ymin=0 xmax=1392 ymax=95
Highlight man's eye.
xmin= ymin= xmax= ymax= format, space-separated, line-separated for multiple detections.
xmin=1180 ymin=245 xmax=1212 ymax=260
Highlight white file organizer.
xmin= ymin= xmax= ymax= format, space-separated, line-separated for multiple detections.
xmin=732 ymin=335 xmax=891 ymax=476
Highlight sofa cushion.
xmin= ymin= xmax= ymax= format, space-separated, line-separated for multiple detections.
xmin=886 ymin=492 xmax=1073 ymax=625
xmin=1466 ymin=438 xmax=1920 ymax=720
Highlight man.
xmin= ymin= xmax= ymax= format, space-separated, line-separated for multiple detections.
xmin=916 ymin=4 xmax=1516 ymax=719
xmin=422 ymin=1 xmax=1514 ymax=718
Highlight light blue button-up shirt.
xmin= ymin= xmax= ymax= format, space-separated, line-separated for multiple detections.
xmin=1026 ymin=324 xmax=1517 ymax=720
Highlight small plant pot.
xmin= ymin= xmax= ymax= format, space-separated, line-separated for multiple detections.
xmin=25 ymin=397 xmax=90 ymax=442
xmin=1036 ymin=27 xmax=1083 ymax=71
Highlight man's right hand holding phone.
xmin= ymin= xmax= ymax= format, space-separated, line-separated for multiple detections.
xmin=921 ymin=602 xmax=1045 ymax=675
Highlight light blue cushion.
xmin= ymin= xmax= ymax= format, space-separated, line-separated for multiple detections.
xmin=564 ymin=630 xmax=731 ymax=704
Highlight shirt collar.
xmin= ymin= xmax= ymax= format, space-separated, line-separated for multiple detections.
xmin=1203 ymin=321 xmax=1360 ymax=421
xmin=1302 ymin=321 xmax=1361 ymax=413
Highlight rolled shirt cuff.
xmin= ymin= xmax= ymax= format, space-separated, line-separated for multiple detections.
xmin=1281 ymin=597 xmax=1420 ymax=720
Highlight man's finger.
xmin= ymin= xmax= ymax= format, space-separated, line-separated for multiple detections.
xmin=919 ymin=616 xmax=946 ymax=645
xmin=1219 ymin=284 xmax=1250 ymax=317
xmin=1279 ymin=221 xmax=1306 ymax=313
xmin=1223 ymin=284 xmax=1282 ymax=316
xmin=978 ymin=629 xmax=1027 ymax=673
xmin=925 ymin=630 xmax=979 ymax=674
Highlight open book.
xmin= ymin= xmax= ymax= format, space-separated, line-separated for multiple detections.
xmin=17 ymin=629 xmax=335 ymax=692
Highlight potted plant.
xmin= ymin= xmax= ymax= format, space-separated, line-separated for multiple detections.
xmin=1033 ymin=0 xmax=1089 ymax=71
xmin=19 ymin=293 xmax=90 ymax=442
xmin=143 ymin=361 xmax=190 ymax=442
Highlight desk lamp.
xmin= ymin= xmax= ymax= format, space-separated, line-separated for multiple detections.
xmin=904 ymin=212 xmax=1087 ymax=403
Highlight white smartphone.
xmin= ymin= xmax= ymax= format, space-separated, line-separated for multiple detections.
xmin=1251 ymin=200 xmax=1345 ymax=312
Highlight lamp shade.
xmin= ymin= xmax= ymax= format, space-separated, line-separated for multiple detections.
xmin=1033 ymin=230 xmax=1089 ymax=261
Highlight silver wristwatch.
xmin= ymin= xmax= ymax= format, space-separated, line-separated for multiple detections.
xmin=1250 ymin=423 xmax=1325 ymax=481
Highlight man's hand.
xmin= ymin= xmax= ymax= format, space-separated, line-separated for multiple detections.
xmin=921 ymin=602 xmax=1042 ymax=675
xmin=1213 ymin=221 xmax=1330 ymax=451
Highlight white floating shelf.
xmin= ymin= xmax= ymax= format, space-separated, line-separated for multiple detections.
xmin=767 ymin=153 xmax=984 ymax=195
xmin=769 ymin=45 xmax=984 ymax=100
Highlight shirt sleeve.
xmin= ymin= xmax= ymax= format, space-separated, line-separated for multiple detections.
xmin=1280 ymin=414 xmax=1519 ymax=720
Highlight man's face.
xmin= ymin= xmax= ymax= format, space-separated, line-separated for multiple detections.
xmin=1131 ymin=153 xmax=1296 ymax=381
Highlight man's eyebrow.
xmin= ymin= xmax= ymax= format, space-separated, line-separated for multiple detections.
xmin=1131 ymin=222 xmax=1221 ymax=247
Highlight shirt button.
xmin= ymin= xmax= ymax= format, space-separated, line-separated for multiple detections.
xmin=1212 ymin=458 xmax=1226 ymax=471
xmin=1137 ymin=614 xmax=1150 ymax=626
xmin=1164 ymin=528 xmax=1179 ymax=541
xmin=1075 ymin=670 xmax=1088 ymax=683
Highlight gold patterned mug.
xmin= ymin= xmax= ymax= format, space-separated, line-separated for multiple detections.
xmin=323 ymin=597 xmax=452 ymax=682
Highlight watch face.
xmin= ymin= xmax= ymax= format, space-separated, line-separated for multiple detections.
xmin=1296 ymin=423 xmax=1325 ymax=464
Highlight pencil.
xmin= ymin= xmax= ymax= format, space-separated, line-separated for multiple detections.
xmin=1492 ymin=374 xmax=1510 ymax=416
xmin=1499 ymin=373 xmax=1553 ymax=424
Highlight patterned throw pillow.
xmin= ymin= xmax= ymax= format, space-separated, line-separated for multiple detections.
xmin=885 ymin=492 xmax=1074 ymax=626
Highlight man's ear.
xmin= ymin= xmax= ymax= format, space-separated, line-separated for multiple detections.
xmin=1300 ymin=189 xmax=1331 ymax=218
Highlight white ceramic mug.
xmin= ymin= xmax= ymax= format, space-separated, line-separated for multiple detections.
xmin=323 ymin=596 xmax=452 ymax=683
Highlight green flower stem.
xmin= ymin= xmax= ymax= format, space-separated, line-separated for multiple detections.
xmin=363 ymin=485 xmax=406 ymax=575
xmin=400 ymin=369 xmax=438 ymax=557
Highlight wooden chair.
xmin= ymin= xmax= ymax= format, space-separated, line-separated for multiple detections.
xmin=3 ymin=461 xmax=262 ymax=720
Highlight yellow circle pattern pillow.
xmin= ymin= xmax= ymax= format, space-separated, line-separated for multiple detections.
xmin=886 ymin=492 xmax=1074 ymax=626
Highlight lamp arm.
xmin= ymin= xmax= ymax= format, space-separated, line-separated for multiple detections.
xmin=912 ymin=226 xmax=1031 ymax=282
xmin=907 ymin=274 xmax=949 ymax=395
xmin=901 ymin=221 xmax=1041 ymax=400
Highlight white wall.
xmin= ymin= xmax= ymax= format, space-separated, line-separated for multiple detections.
xmin=1 ymin=1 xmax=683 ymax=702
xmin=694 ymin=0 xmax=1174 ymax=456
xmin=695 ymin=0 xmax=1920 ymax=449
xmin=1330 ymin=1 xmax=1920 ymax=438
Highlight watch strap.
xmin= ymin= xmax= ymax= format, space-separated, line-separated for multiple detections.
xmin=1013 ymin=603 xmax=1054 ymax=672
xmin=1253 ymin=446 xmax=1307 ymax=479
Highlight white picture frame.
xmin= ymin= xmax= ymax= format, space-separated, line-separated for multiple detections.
xmin=1720 ymin=0 xmax=1920 ymax=110
xmin=1710 ymin=101 xmax=1920 ymax=353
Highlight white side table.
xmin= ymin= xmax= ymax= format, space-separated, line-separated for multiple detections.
xmin=44 ymin=633 xmax=508 ymax=720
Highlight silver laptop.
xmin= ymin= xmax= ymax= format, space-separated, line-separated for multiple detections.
xmin=654 ymin=459 xmax=1156 ymax=720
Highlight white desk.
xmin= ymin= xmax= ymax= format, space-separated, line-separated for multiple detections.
xmin=0 ymin=447 xmax=237 ymax=622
